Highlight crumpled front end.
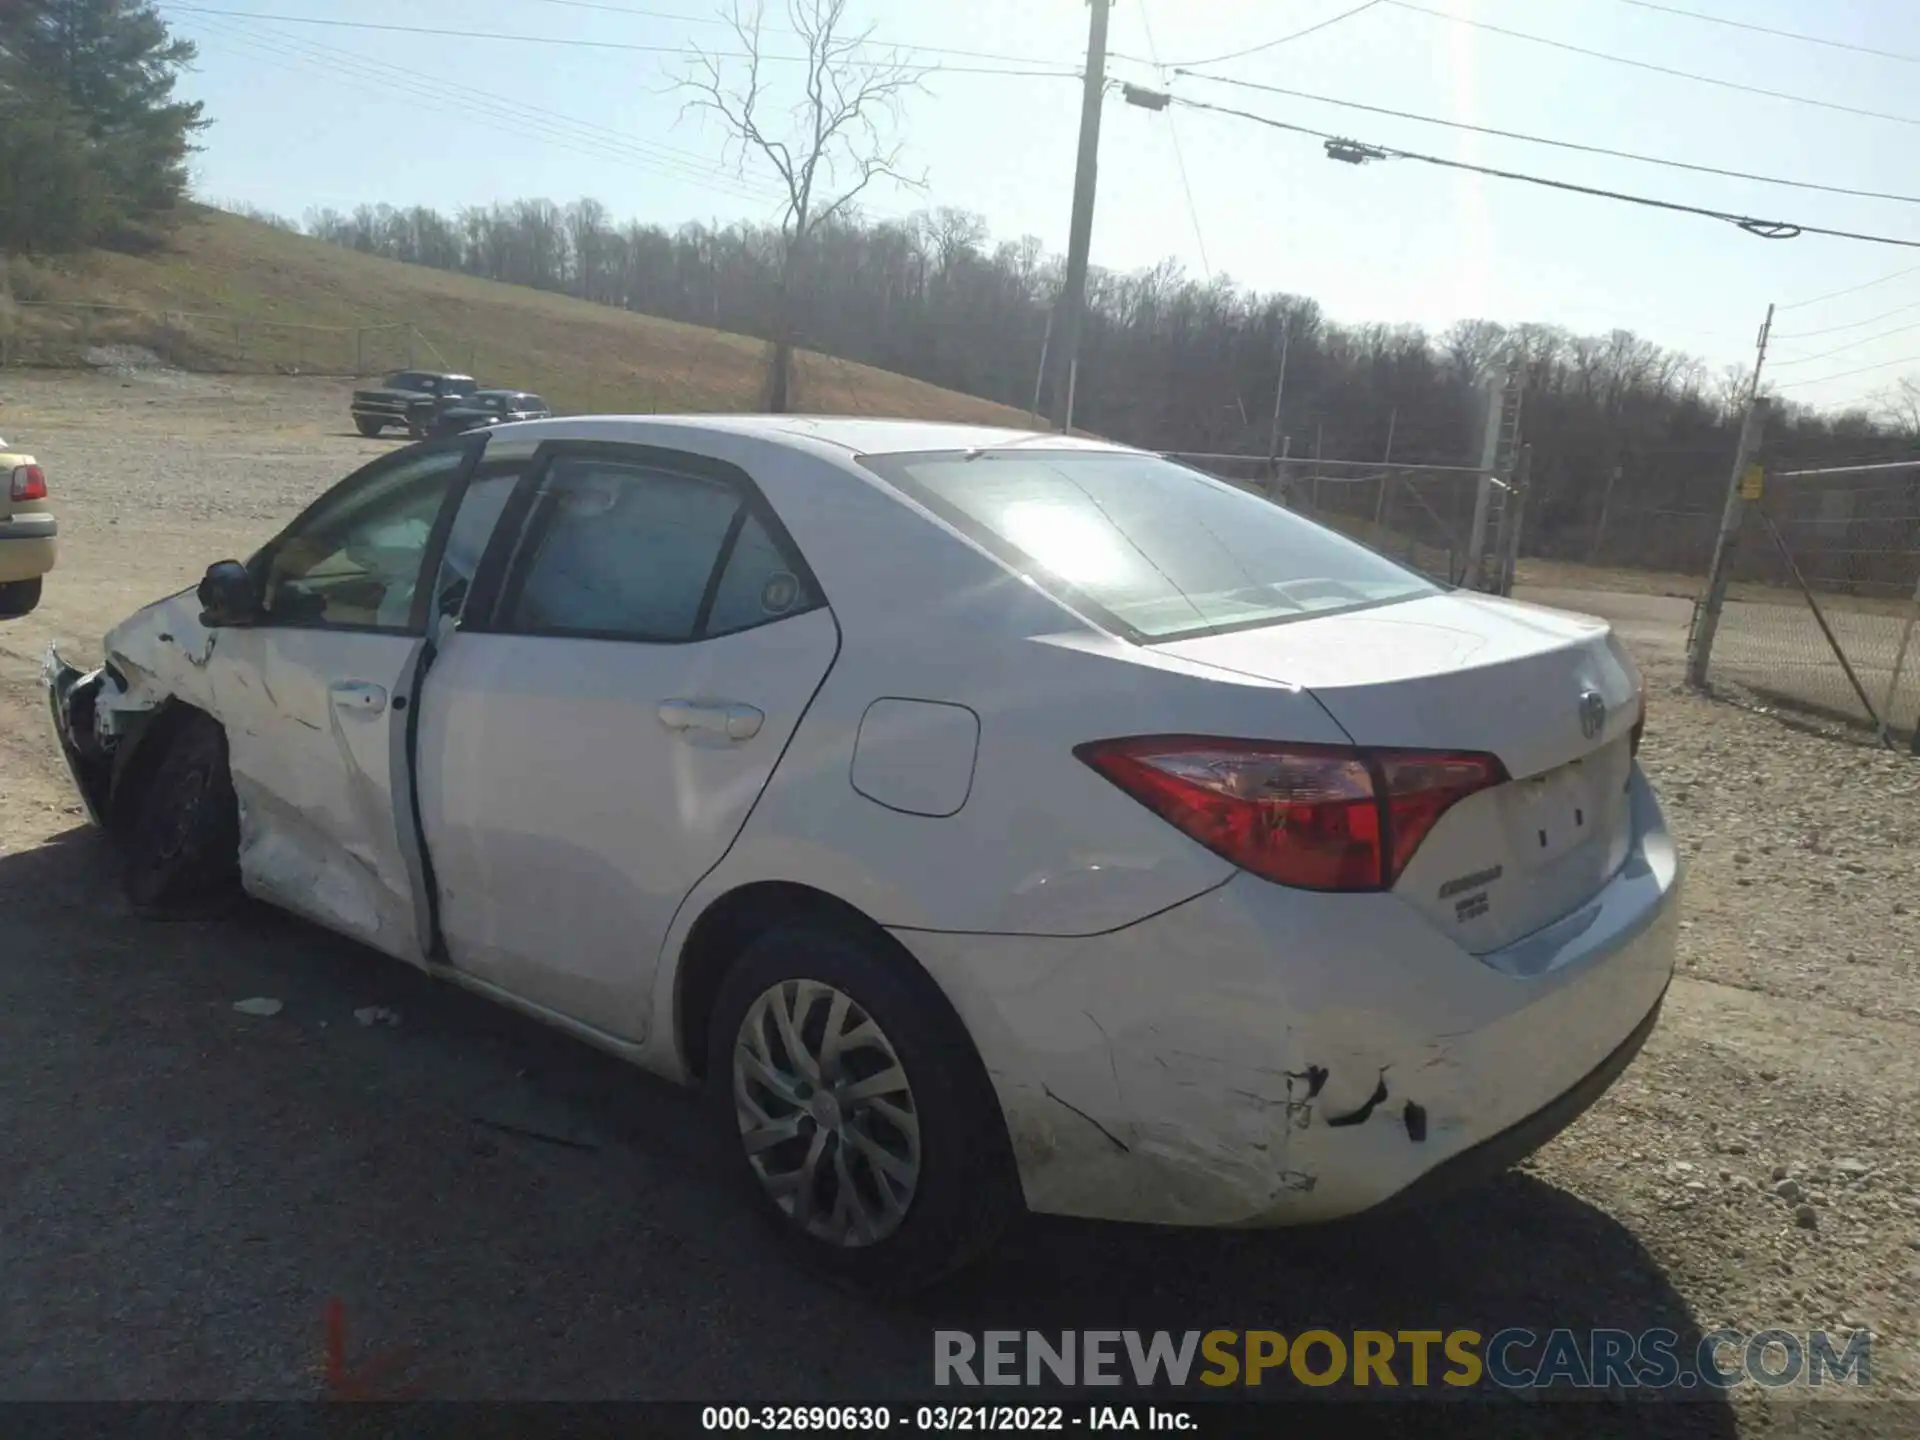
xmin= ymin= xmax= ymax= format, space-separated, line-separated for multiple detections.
xmin=896 ymin=772 xmax=1680 ymax=1228
xmin=42 ymin=588 xmax=217 ymax=828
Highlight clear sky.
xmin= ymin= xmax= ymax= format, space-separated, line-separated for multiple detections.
xmin=160 ymin=0 xmax=1920 ymax=416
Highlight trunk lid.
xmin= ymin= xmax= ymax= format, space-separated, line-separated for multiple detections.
xmin=1158 ymin=592 xmax=1643 ymax=952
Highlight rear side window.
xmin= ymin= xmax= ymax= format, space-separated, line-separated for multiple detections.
xmin=858 ymin=449 xmax=1438 ymax=641
xmin=499 ymin=453 xmax=819 ymax=642
xmin=705 ymin=511 xmax=817 ymax=637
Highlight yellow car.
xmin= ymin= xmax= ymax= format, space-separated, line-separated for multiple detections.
xmin=0 ymin=437 xmax=55 ymax=619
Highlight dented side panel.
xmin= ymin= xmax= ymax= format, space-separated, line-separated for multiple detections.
xmin=205 ymin=627 xmax=428 ymax=963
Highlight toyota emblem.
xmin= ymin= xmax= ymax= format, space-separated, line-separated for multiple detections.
xmin=1578 ymin=688 xmax=1607 ymax=741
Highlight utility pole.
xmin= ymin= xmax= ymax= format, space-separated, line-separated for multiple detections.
xmin=1688 ymin=396 xmax=1770 ymax=688
xmin=1688 ymin=303 xmax=1777 ymax=687
xmin=1747 ymin=302 xmax=1775 ymax=404
xmin=1048 ymin=0 xmax=1112 ymax=433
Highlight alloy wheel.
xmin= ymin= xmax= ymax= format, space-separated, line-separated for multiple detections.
xmin=731 ymin=979 xmax=921 ymax=1248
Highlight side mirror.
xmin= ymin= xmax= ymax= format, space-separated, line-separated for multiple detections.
xmin=198 ymin=560 xmax=260 ymax=628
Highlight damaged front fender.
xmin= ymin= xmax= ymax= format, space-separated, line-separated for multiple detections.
xmin=43 ymin=587 xmax=223 ymax=829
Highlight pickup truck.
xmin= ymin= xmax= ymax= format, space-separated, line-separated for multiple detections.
xmin=420 ymin=390 xmax=553 ymax=438
xmin=350 ymin=371 xmax=479 ymax=437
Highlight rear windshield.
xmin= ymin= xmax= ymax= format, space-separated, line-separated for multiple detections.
xmin=859 ymin=448 xmax=1439 ymax=642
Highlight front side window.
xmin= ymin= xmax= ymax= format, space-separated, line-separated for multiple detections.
xmin=859 ymin=448 xmax=1439 ymax=641
xmin=499 ymin=451 xmax=818 ymax=642
xmin=259 ymin=447 xmax=468 ymax=631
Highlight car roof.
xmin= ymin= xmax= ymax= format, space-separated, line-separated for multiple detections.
xmin=514 ymin=414 xmax=1131 ymax=457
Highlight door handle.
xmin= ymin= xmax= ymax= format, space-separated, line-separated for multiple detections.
xmin=657 ymin=699 xmax=764 ymax=741
xmin=330 ymin=680 xmax=389 ymax=715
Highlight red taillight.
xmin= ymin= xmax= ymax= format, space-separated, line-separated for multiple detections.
xmin=1075 ymin=736 xmax=1508 ymax=892
xmin=9 ymin=464 xmax=46 ymax=502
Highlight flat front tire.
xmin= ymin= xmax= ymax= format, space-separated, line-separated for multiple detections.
xmin=707 ymin=920 xmax=1020 ymax=1296
xmin=122 ymin=712 xmax=241 ymax=918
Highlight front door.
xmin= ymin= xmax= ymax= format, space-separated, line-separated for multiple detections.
xmin=415 ymin=442 xmax=840 ymax=1040
xmin=205 ymin=441 xmax=479 ymax=961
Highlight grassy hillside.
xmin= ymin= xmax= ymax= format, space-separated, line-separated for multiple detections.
xmin=0 ymin=207 xmax=1035 ymax=423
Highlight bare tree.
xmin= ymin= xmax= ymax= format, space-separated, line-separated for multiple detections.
xmin=682 ymin=0 xmax=925 ymax=411
xmin=1874 ymin=376 xmax=1920 ymax=440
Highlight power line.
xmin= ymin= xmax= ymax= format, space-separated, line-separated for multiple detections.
xmin=197 ymin=15 xmax=787 ymax=195
xmin=1778 ymin=263 xmax=1920 ymax=312
xmin=1774 ymin=299 xmax=1920 ymax=341
xmin=189 ymin=20 xmax=789 ymax=207
xmin=496 ymin=0 xmax=1087 ymax=70
xmin=1173 ymin=71 xmax=1920 ymax=206
xmin=1609 ymin=0 xmax=1920 ymax=67
xmin=1384 ymin=1 xmax=1920 ymax=131
xmin=161 ymin=4 xmax=1083 ymax=76
xmin=1172 ymin=96 xmax=1920 ymax=251
xmin=1770 ymin=320 xmax=1920 ymax=368
xmin=1137 ymin=0 xmax=1383 ymax=69
xmin=1774 ymin=353 xmax=1920 ymax=390
xmin=1137 ymin=0 xmax=1210 ymax=279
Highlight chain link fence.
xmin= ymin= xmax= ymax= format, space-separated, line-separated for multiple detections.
xmin=1698 ymin=463 xmax=1920 ymax=747
xmin=1167 ymin=450 xmax=1489 ymax=588
xmin=0 ymin=300 xmax=418 ymax=376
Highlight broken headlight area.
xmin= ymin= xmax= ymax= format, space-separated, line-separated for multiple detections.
xmin=44 ymin=647 xmax=115 ymax=824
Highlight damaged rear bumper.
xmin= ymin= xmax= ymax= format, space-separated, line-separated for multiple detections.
xmin=896 ymin=770 xmax=1680 ymax=1228
xmin=43 ymin=645 xmax=112 ymax=826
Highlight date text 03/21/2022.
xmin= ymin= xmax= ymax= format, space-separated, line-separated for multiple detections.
xmin=700 ymin=1406 xmax=1193 ymax=1432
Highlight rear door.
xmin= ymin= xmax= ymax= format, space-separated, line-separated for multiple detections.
xmin=415 ymin=441 xmax=840 ymax=1041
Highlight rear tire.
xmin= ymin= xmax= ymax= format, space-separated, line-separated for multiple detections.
xmin=122 ymin=712 xmax=241 ymax=919
xmin=706 ymin=919 xmax=1021 ymax=1297
xmin=0 ymin=576 xmax=43 ymax=619
xmin=354 ymin=416 xmax=384 ymax=438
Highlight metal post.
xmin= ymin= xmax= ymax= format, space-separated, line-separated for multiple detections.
xmin=1880 ymin=573 xmax=1920 ymax=748
xmin=1688 ymin=396 xmax=1771 ymax=688
xmin=356 ymin=327 xmax=366 ymax=376
xmin=1374 ymin=406 xmax=1396 ymax=529
xmin=1266 ymin=315 xmax=1290 ymax=465
xmin=1501 ymin=445 xmax=1532 ymax=597
xmin=1064 ymin=357 xmax=1080 ymax=435
xmin=1591 ymin=461 xmax=1621 ymax=563
xmin=1048 ymin=0 xmax=1111 ymax=432
xmin=1465 ymin=379 xmax=1504 ymax=590
xmin=1310 ymin=423 xmax=1324 ymax=512
xmin=1030 ymin=310 xmax=1053 ymax=426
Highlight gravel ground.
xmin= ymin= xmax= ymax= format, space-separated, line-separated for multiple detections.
xmin=1 ymin=369 xmax=1917 ymax=1434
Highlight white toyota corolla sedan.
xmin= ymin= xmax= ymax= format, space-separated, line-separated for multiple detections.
xmin=46 ymin=416 xmax=1678 ymax=1293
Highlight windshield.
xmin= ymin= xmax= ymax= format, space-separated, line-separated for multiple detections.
xmin=859 ymin=448 xmax=1439 ymax=642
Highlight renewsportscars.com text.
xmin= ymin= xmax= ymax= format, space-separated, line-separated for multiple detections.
xmin=933 ymin=1328 xmax=1871 ymax=1391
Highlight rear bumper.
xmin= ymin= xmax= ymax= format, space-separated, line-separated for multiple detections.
xmin=0 ymin=518 xmax=57 ymax=583
xmin=896 ymin=769 xmax=1680 ymax=1227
